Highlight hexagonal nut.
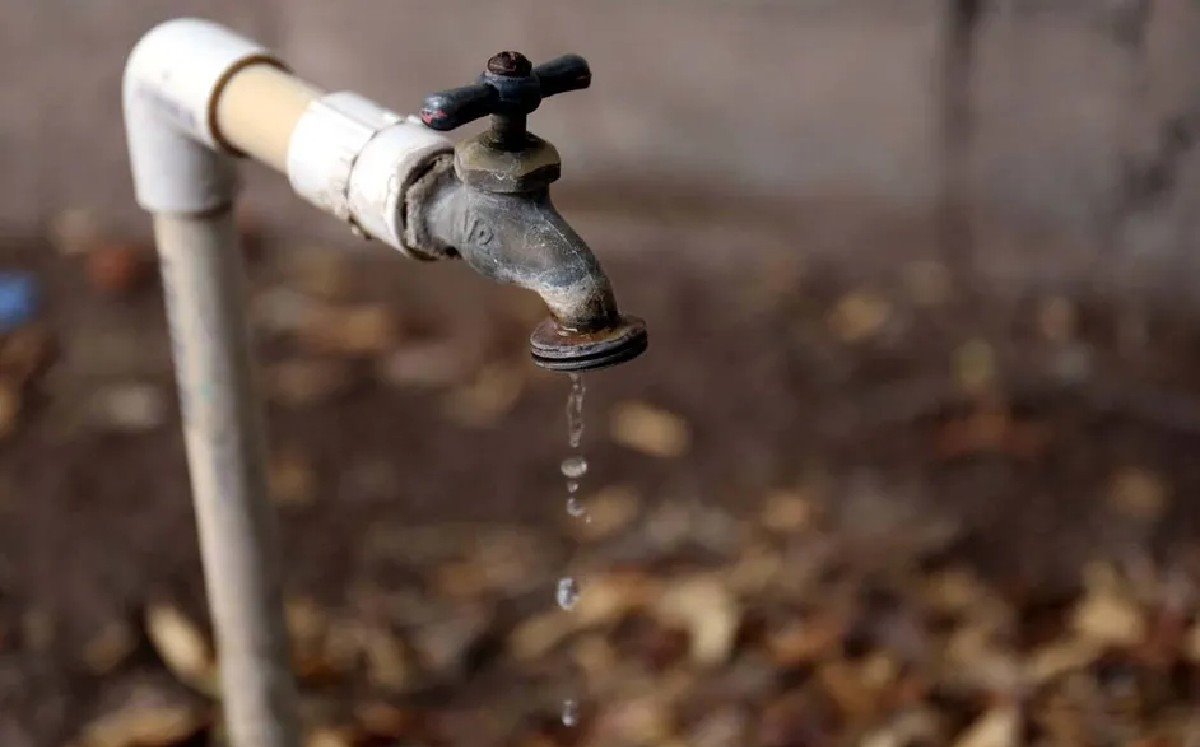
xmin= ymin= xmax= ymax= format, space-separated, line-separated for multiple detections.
xmin=454 ymin=133 xmax=562 ymax=193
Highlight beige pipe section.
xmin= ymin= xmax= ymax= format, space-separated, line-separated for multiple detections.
xmin=215 ymin=63 xmax=322 ymax=172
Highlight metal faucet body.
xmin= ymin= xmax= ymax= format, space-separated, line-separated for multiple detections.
xmin=413 ymin=49 xmax=646 ymax=369
xmin=415 ymin=158 xmax=620 ymax=330
xmin=410 ymin=156 xmax=646 ymax=369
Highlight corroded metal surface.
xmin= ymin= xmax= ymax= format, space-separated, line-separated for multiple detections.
xmin=529 ymin=315 xmax=648 ymax=371
xmin=410 ymin=51 xmax=646 ymax=372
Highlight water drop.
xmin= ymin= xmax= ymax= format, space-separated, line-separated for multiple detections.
xmin=566 ymin=373 xmax=586 ymax=448
xmin=556 ymin=577 xmax=580 ymax=611
xmin=561 ymin=455 xmax=588 ymax=480
xmin=566 ymin=496 xmax=587 ymax=518
xmin=561 ymin=698 xmax=579 ymax=727
xmin=566 ymin=479 xmax=579 ymax=495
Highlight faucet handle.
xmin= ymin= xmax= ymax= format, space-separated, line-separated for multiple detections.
xmin=529 ymin=54 xmax=592 ymax=98
xmin=419 ymin=52 xmax=591 ymax=141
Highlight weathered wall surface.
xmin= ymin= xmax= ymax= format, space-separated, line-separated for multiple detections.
xmin=1 ymin=0 xmax=1198 ymax=270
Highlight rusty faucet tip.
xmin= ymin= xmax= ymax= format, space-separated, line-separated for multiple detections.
xmin=529 ymin=315 xmax=648 ymax=372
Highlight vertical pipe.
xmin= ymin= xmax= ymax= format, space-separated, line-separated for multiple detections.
xmin=152 ymin=209 xmax=300 ymax=747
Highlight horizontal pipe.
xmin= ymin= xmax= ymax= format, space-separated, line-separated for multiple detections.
xmin=216 ymin=63 xmax=323 ymax=173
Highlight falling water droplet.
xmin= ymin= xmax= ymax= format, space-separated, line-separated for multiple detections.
xmin=561 ymin=698 xmax=579 ymax=727
xmin=561 ymin=455 xmax=588 ymax=480
xmin=566 ymin=496 xmax=587 ymax=518
xmin=556 ymin=577 xmax=580 ymax=611
xmin=566 ymin=479 xmax=579 ymax=495
xmin=567 ymin=373 xmax=585 ymax=449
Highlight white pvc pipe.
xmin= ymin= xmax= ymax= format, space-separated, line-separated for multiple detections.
xmin=154 ymin=210 xmax=300 ymax=747
xmin=124 ymin=21 xmax=453 ymax=745
xmin=125 ymin=18 xmax=451 ymax=251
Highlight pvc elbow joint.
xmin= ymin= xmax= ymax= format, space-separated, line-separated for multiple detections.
xmin=123 ymin=19 xmax=277 ymax=214
xmin=123 ymin=18 xmax=453 ymax=256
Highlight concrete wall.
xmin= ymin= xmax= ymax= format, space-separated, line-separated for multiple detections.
xmin=2 ymin=1 xmax=1199 ymax=268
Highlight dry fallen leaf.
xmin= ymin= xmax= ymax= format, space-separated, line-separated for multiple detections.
xmin=86 ymin=242 xmax=154 ymax=297
xmin=920 ymin=567 xmax=985 ymax=616
xmin=575 ymin=571 xmax=661 ymax=628
xmin=571 ymin=632 xmax=619 ymax=686
xmin=1025 ymin=637 xmax=1101 ymax=684
xmin=268 ymin=449 xmax=317 ymax=508
xmin=355 ymin=700 xmax=415 ymax=737
xmin=442 ymin=363 xmax=524 ymax=427
xmin=376 ymin=338 xmax=478 ymax=388
xmin=83 ymin=619 xmax=137 ymax=675
xmin=411 ymin=605 xmax=491 ymax=678
xmin=145 ymin=604 xmax=217 ymax=695
xmin=284 ymin=596 xmax=335 ymax=682
xmin=953 ymin=339 xmax=996 ymax=395
xmin=828 ymin=290 xmax=891 ymax=342
xmin=953 ymin=707 xmax=1018 ymax=747
xmin=768 ymin=615 xmax=843 ymax=669
xmin=592 ymin=697 xmax=675 ymax=745
xmin=1 ymin=325 xmax=55 ymax=385
xmin=760 ymin=489 xmax=816 ymax=533
xmin=1072 ymin=589 xmax=1145 ymax=647
xmin=1107 ymin=467 xmax=1168 ymax=521
xmin=609 ymin=401 xmax=691 ymax=458
xmin=358 ymin=625 xmax=413 ymax=693
xmin=818 ymin=659 xmax=878 ymax=721
xmin=656 ymin=575 xmax=739 ymax=666
xmin=862 ymin=708 xmax=941 ymax=747
xmin=727 ymin=544 xmax=783 ymax=595
xmin=306 ymin=726 xmax=355 ymax=747
xmin=91 ymin=383 xmax=167 ymax=433
xmin=79 ymin=699 xmax=206 ymax=747
xmin=299 ymin=303 xmax=396 ymax=357
xmin=1185 ymin=622 xmax=1200 ymax=663
xmin=509 ymin=611 xmax=572 ymax=663
xmin=570 ymin=484 xmax=641 ymax=541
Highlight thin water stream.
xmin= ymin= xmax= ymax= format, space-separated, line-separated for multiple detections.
xmin=558 ymin=372 xmax=588 ymax=727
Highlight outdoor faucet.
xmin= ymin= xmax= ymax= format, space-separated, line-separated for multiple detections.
xmin=122 ymin=19 xmax=645 ymax=747
xmin=409 ymin=51 xmax=647 ymax=370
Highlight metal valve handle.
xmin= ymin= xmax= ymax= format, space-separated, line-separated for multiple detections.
xmin=420 ymin=51 xmax=591 ymax=148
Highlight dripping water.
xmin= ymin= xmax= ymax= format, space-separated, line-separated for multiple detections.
xmin=558 ymin=372 xmax=587 ymax=726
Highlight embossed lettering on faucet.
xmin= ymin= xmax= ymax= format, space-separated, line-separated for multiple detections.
xmin=463 ymin=211 xmax=495 ymax=248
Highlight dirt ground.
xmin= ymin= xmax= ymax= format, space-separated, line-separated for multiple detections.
xmin=2 ymin=200 xmax=1200 ymax=745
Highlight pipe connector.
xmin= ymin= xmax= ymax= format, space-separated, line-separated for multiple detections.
xmin=123 ymin=19 xmax=281 ymax=214
xmin=286 ymin=95 xmax=451 ymax=255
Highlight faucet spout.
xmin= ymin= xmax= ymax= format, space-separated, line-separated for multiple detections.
xmin=423 ymin=162 xmax=618 ymax=330
xmin=409 ymin=157 xmax=647 ymax=371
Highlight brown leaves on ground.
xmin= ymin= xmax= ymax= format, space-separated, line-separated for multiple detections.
xmin=609 ymin=401 xmax=691 ymax=457
xmin=933 ymin=397 xmax=1049 ymax=462
xmin=53 ymin=478 xmax=1200 ymax=747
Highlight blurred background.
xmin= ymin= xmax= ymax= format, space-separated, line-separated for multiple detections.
xmin=4 ymin=0 xmax=1200 ymax=744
